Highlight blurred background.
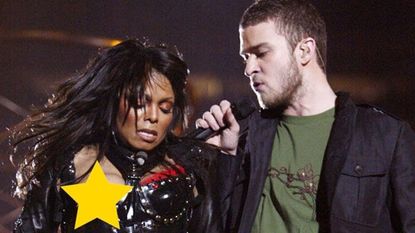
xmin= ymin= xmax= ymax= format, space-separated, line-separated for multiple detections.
xmin=0 ymin=0 xmax=414 ymax=231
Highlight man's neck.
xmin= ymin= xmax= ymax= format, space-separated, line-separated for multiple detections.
xmin=283 ymin=73 xmax=336 ymax=116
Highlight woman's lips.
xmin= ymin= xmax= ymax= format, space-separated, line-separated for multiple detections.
xmin=136 ymin=129 xmax=158 ymax=142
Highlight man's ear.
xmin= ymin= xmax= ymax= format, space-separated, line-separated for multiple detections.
xmin=296 ymin=37 xmax=316 ymax=65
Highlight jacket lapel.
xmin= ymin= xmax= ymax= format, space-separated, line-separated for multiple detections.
xmin=239 ymin=110 xmax=279 ymax=231
xmin=316 ymin=93 xmax=357 ymax=230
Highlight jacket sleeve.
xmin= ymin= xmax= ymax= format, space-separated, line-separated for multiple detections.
xmin=390 ymin=122 xmax=415 ymax=232
xmin=217 ymin=131 xmax=249 ymax=233
xmin=13 ymin=170 xmax=61 ymax=233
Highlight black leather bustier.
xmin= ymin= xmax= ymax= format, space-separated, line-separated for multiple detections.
xmin=117 ymin=173 xmax=194 ymax=232
xmin=58 ymin=145 xmax=196 ymax=233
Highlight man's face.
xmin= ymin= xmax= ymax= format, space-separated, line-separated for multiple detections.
xmin=239 ymin=20 xmax=301 ymax=109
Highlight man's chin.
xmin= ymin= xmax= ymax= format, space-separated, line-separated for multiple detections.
xmin=259 ymin=96 xmax=290 ymax=110
xmin=256 ymin=93 xmax=271 ymax=109
xmin=257 ymin=94 xmax=273 ymax=108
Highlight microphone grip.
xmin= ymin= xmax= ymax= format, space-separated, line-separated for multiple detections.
xmin=186 ymin=127 xmax=221 ymax=140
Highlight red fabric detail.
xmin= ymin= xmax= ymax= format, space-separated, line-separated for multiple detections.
xmin=139 ymin=165 xmax=186 ymax=186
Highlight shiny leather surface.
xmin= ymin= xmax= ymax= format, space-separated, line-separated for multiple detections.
xmin=14 ymin=138 xmax=220 ymax=233
xmin=60 ymin=171 xmax=195 ymax=233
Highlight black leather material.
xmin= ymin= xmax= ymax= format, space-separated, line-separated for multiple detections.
xmin=59 ymin=173 xmax=195 ymax=233
xmin=14 ymin=137 xmax=221 ymax=233
xmin=221 ymin=92 xmax=415 ymax=233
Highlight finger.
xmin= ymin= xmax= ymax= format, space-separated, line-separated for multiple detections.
xmin=220 ymin=100 xmax=237 ymax=128
xmin=224 ymin=108 xmax=240 ymax=133
xmin=210 ymin=105 xmax=226 ymax=127
xmin=202 ymin=111 xmax=221 ymax=130
xmin=195 ymin=118 xmax=209 ymax=129
xmin=219 ymin=100 xmax=232 ymax=113
xmin=219 ymin=100 xmax=232 ymax=124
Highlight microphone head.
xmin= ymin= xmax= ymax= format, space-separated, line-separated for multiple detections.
xmin=231 ymin=98 xmax=257 ymax=120
xmin=133 ymin=151 xmax=148 ymax=166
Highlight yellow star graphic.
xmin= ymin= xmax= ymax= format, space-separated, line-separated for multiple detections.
xmin=61 ymin=161 xmax=133 ymax=229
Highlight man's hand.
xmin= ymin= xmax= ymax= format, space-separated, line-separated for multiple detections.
xmin=195 ymin=100 xmax=240 ymax=155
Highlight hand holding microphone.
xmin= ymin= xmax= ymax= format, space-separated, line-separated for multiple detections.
xmin=191 ymin=99 xmax=256 ymax=155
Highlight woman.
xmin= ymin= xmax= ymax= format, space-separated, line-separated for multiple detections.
xmin=11 ymin=39 xmax=222 ymax=233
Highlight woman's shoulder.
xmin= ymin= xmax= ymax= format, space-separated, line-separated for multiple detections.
xmin=72 ymin=145 xmax=124 ymax=184
xmin=72 ymin=145 xmax=99 ymax=180
xmin=74 ymin=145 xmax=99 ymax=164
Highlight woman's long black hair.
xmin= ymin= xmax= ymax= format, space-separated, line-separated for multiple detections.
xmin=12 ymin=39 xmax=222 ymax=233
xmin=11 ymin=39 xmax=189 ymax=198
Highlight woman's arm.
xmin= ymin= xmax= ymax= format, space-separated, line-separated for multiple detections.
xmin=14 ymin=170 xmax=61 ymax=233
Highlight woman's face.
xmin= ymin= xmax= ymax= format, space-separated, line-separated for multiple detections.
xmin=116 ymin=72 xmax=175 ymax=151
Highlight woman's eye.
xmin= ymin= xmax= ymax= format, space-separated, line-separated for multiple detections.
xmin=161 ymin=109 xmax=172 ymax=114
xmin=161 ymin=108 xmax=173 ymax=114
xmin=160 ymin=103 xmax=173 ymax=114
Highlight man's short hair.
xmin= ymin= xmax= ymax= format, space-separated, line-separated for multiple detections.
xmin=240 ymin=0 xmax=327 ymax=71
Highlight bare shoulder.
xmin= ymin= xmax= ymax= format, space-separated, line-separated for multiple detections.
xmin=73 ymin=145 xmax=124 ymax=184
xmin=73 ymin=145 xmax=99 ymax=180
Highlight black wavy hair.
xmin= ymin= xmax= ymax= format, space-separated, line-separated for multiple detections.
xmin=11 ymin=39 xmax=189 ymax=198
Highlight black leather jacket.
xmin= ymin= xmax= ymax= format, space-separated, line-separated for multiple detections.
xmin=14 ymin=138 xmax=221 ymax=233
xmin=220 ymin=93 xmax=415 ymax=233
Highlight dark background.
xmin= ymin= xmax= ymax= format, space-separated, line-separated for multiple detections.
xmin=0 ymin=1 xmax=414 ymax=231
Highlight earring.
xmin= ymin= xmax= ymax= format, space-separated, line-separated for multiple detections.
xmin=111 ymin=130 xmax=119 ymax=145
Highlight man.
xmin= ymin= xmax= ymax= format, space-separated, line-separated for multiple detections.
xmin=196 ymin=0 xmax=415 ymax=232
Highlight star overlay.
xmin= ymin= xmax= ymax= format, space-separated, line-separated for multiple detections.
xmin=61 ymin=161 xmax=133 ymax=229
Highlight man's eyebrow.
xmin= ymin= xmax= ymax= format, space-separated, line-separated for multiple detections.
xmin=240 ymin=42 xmax=269 ymax=56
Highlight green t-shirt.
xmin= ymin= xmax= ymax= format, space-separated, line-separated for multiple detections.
xmin=252 ymin=108 xmax=335 ymax=233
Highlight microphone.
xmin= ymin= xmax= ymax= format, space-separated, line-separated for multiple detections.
xmin=186 ymin=98 xmax=257 ymax=140
xmin=132 ymin=151 xmax=148 ymax=166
